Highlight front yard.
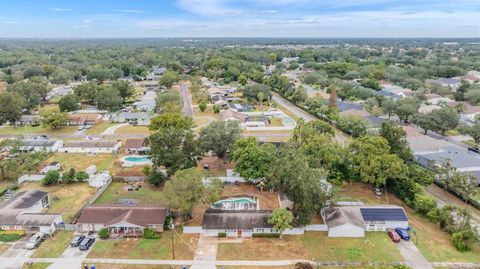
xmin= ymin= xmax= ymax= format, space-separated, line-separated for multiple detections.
xmin=85 ymin=122 xmax=117 ymax=135
xmin=337 ymin=183 xmax=480 ymax=263
xmin=31 ymin=231 xmax=73 ymax=258
xmin=0 ymin=125 xmax=77 ymax=136
xmin=21 ymin=263 xmax=52 ymax=269
xmin=93 ymin=182 xmax=167 ymax=205
xmin=217 ymin=232 xmax=402 ymax=263
xmin=114 ymin=125 xmax=150 ymax=135
xmin=87 ymin=231 xmax=198 ymax=260
xmin=43 ymin=153 xmax=122 ymax=174
xmin=20 ymin=182 xmax=97 ymax=222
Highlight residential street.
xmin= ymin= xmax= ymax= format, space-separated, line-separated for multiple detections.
xmin=271 ymin=92 xmax=350 ymax=146
xmin=180 ymin=83 xmax=194 ymax=117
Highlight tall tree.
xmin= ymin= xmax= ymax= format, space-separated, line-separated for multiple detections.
xmin=58 ymin=94 xmax=80 ymax=112
xmin=268 ymin=209 xmax=293 ymax=240
xmin=231 ymin=137 xmax=276 ymax=181
xmin=0 ymin=92 xmax=26 ymax=125
xmin=164 ymin=168 xmax=223 ymax=216
xmin=458 ymin=123 xmax=480 ymax=149
xmin=40 ymin=108 xmax=67 ymax=129
xmin=111 ymin=80 xmax=134 ymax=101
xmin=379 ymin=121 xmax=412 ymax=160
xmin=198 ymin=121 xmax=241 ymax=159
xmin=159 ymin=70 xmax=179 ymax=89
xmin=95 ymin=87 xmax=123 ymax=111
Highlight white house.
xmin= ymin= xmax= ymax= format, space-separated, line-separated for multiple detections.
xmin=322 ymin=205 xmax=409 ymax=237
xmin=0 ymin=190 xmax=63 ymax=234
xmin=88 ymin=171 xmax=111 ymax=188
xmin=19 ymin=140 xmax=63 ymax=153
xmin=17 ymin=174 xmax=45 ymax=185
xmin=60 ymin=140 xmax=121 ymax=154
xmin=40 ymin=162 xmax=61 ymax=174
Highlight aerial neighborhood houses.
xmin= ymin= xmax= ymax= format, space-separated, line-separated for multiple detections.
xmin=18 ymin=139 xmax=63 ymax=153
xmin=60 ymin=140 xmax=121 ymax=154
xmin=124 ymin=139 xmax=150 ymax=155
xmin=0 ymin=190 xmax=63 ymax=235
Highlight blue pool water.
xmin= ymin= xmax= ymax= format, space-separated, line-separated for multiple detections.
xmin=215 ymin=197 xmax=256 ymax=205
xmin=124 ymin=156 xmax=151 ymax=163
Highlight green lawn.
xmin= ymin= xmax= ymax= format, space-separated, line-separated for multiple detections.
xmin=43 ymin=153 xmax=122 ymax=174
xmin=114 ymin=125 xmax=150 ymax=135
xmin=94 ymin=182 xmax=167 ymax=205
xmin=217 ymin=232 xmax=402 ymax=263
xmin=88 ymin=231 xmax=197 ymax=260
xmin=31 ymin=231 xmax=73 ymax=258
xmin=0 ymin=125 xmax=77 ymax=135
xmin=85 ymin=122 xmax=117 ymax=135
xmin=21 ymin=263 xmax=52 ymax=269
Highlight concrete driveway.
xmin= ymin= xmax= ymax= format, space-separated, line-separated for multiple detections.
xmin=47 ymin=235 xmax=97 ymax=269
xmin=0 ymin=238 xmax=35 ymax=269
xmin=395 ymin=240 xmax=432 ymax=269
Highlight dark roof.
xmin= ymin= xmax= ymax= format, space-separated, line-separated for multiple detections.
xmin=124 ymin=139 xmax=145 ymax=149
xmin=77 ymin=205 xmax=168 ymax=227
xmin=64 ymin=140 xmax=119 ymax=148
xmin=202 ymin=209 xmax=273 ymax=230
xmin=0 ymin=190 xmax=48 ymax=210
xmin=323 ymin=206 xmax=364 ymax=228
xmin=360 ymin=207 xmax=408 ymax=222
xmin=22 ymin=140 xmax=58 ymax=147
xmin=0 ymin=213 xmax=61 ymax=226
xmin=336 ymin=100 xmax=363 ymax=112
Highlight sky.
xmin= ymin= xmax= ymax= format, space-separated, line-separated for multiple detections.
xmin=0 ymin=0 xmax=479 ymax=38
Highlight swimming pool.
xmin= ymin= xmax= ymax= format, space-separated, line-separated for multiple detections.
xmin=214 ymin=197 xmax=258 ymax=210
xmin=122 ymin=156 xmax=152 ymax=166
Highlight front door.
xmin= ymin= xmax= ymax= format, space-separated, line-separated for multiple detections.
xmin=237 ymin=229 xmax=242 ymax=237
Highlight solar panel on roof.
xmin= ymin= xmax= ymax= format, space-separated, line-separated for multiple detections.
xmin=360 ymin=208 xmax=407 ymax=221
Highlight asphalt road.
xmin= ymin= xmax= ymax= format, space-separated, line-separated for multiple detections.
xmin=180 ymin=84 xmax=194 ymax=117
xmin=272 ymin=92 xmax=350 ymax=146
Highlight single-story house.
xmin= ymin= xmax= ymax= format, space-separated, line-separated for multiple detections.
xmin=76 ymin=205 xmax=169 ymax=237
xmin=60 ymin=140 xmax=121 ymax=154
xmin=405 ymin=130 xmax=454 ymax=155
xmin=202 ymin=209 xmax=276 ymax=238
xmin=377 ymin=84 xmax=412 ymax=99
xmin=46 ymin=86 xmax=74 ymax=100
xmin=229 ymin=103 xmax=253 ymax=112
xmin=415 ymin=145 xmax=480 ymax=172
xmin=124 ymin=139 xmax=149 ymax=155
xmin=18 ymin=174 xmax=45 ymax=185
xmin=16 ymin=115 xmax=40 ymax=126
xmin=19 ymin=139 xmax=63 ymax=153
xmin=0 ymin=190 xmax=62 ymax=234
xmin=40 ymin=162 xmax=61 ymax=174
xmin=427 ymin=78 xmax=461 ymax=91
xmin=336 ymin=100 xmax=363 ymax=112
xmin=322 ymin=205 xmax=409 ymax=237
xmin=66 ymin=114 xmax=102 ymax=126
xmin=111 ymin=112 xmax=153 ymax=126
xmin=85 ymin=165 xmax=97 ymax=176
xmin=458 ymin=102 xmax=480 ymax=125
xmin=219 ymin=110 xmax=247 ymax=123
xmin=425 ymin=94 xmax=454 ymax=105
xmin=88 ymin=171 xmax=111 ymax=188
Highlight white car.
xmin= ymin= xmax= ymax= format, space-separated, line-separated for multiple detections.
xmin=77 ymin=126 xmax=85 ymax=131
xmin=25 ymin=232 xmax=45 ymax=250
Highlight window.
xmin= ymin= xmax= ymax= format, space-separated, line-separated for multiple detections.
xmin=256 ymin=228 xmax=264 ymax=233
xmin=1 ymin=226 xmax=10 ymax=230
xmin=14 ymin=226 xmax=22 ymax=230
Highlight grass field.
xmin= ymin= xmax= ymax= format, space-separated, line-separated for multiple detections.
xmin=337 ymin=182 xmax=480 ymax=263
xmin=94 ymin=182 xmax=167 ymax=205
xmin=217 ymin=232 xmax=401 ymax=263
xmin=43 ymin=153 xmax=122 ymax=174
xmin=31 ymin=231 xmax=72 ymax=258
xmin=21 ymin=263 xmax=52 ymax=269
xmin=114 ymin=125 xmax=150 ymax=135
xmin=88 ymin=231 xmax=198 ymax=260
xmin=0 ymin=125 xmax=77 ymax=135
xmin=20 ymin=182 xmax=97 ymax=222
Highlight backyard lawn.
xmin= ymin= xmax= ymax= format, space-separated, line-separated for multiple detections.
xmin=31 ymin=231 xmax=72 ymax=258
xmin=21 ymin=263 xmax=52 ymax=269
xmin=20 ymin=182 xmax=97 ymax=222
xmin=0 ymin=125 xmax=77 ymax=136
xmin=93 ymin=182 xmax=167 ymax=205
xmin=43 ymin=153 xmax=122 ymax=174
xmin=337 ymin=183 xmax=480 ymax=263
xmin=114 ymin=125 xmax=150 ymax=135
xmin=217 ymin=232 xmax=401 ymax=263
xmin=88 ymin=231 xmax=198 ymax=260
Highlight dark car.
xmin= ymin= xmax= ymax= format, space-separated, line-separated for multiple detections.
xmin=395 ymin=228 xmax=410 ymax=240
xmin=70 ymin=235 xmax=85 ymax=247
xmin=79 ymin=237 xmax=95 ymax=251
xmin=387 ymin=230 xmax=401 ymax=243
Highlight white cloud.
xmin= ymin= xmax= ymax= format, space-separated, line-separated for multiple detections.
xmin=4 ymin=21 xmax=19 ymax=24
xmin=176 ymin=0 xmax=242 ymax=16
xmin=50 ymin=8 xmax=73 ymax=12
xmin=261 ymin=10 xmax=278 ymax=14
xmin=114 ymin=9 xmax=147 ymax=14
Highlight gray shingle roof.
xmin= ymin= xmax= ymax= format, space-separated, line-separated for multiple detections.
xmin=0 ymin=190 xmax=48 ymax=210
xmin=202 ymin=209 xmax=273 ymax=230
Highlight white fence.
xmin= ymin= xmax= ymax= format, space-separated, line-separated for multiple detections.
xmin=283 ymin=228 xmax=305 ymax=235
xmin=183 ymin=226 xmax=203 ymax=234
xmin=304 ymin=224 xmax=328 ymax=231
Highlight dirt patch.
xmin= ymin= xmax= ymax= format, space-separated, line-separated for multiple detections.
xmin=197 ymin=155 xmax=235 ymax=177
xmin=221 ymin=184 xmax=280 ymax=210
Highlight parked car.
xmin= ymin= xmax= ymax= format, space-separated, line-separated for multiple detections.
xmin=373 ymin=187 xmax=382 ymax=196
xmin=395 ymin=228 xmax=410 ymax=240
xmin=387 ymin=230 xmax=401 ymax=243
xmin=77 ymin=126 xmax=85 ymax=131
xmin=25 ymin=232 xmax=45 ymax=249
xmin=84 ymin=125 xmax=93 ymax=130
xmin=79 ymin=237 xmax=95 ymax=251
xmin=70 ymin=235 xmax=85 ymax=247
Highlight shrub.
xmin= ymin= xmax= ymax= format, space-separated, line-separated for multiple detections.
xmin=163 ymin=216 xmax=173 ymax=230
xmin=62 ymin=168 xmax=76 ymax=184
xmin=98 ymin=228 xmax=110 ymax=239
xmin=0 ymin=230 xmax=26 ymax=242
xmin=75 ymin=171 xmax=89 ymax=182
xmin=452 ymin=230 xmax=475 ymax=252
xmin=217 ymin=232 xmax=227 ymax=238
xmin=252 ymin=233 xmax=280 ymax=238
xmin=143 ymin=228 xmax=160 ymax=239
xmin=42 ymin=170 xmax=60 ymax=186
xmin=413 ymin=193 xmax=437 ymax=216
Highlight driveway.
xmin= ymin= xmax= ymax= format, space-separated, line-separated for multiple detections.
xmin=190 ymin=235 xmax=217 ymax=269
xmin=395 ymin=240 xmax=432 ymax=269
xmin=47 ymin=234 xmax=97 ymax=269
xmin=101 ymin=123 xmax=128 ymax=135
xmin=0 ymin=238 xmax=35 ymax=269
xmin=180 ymin=84 xmax=194 ymax=117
